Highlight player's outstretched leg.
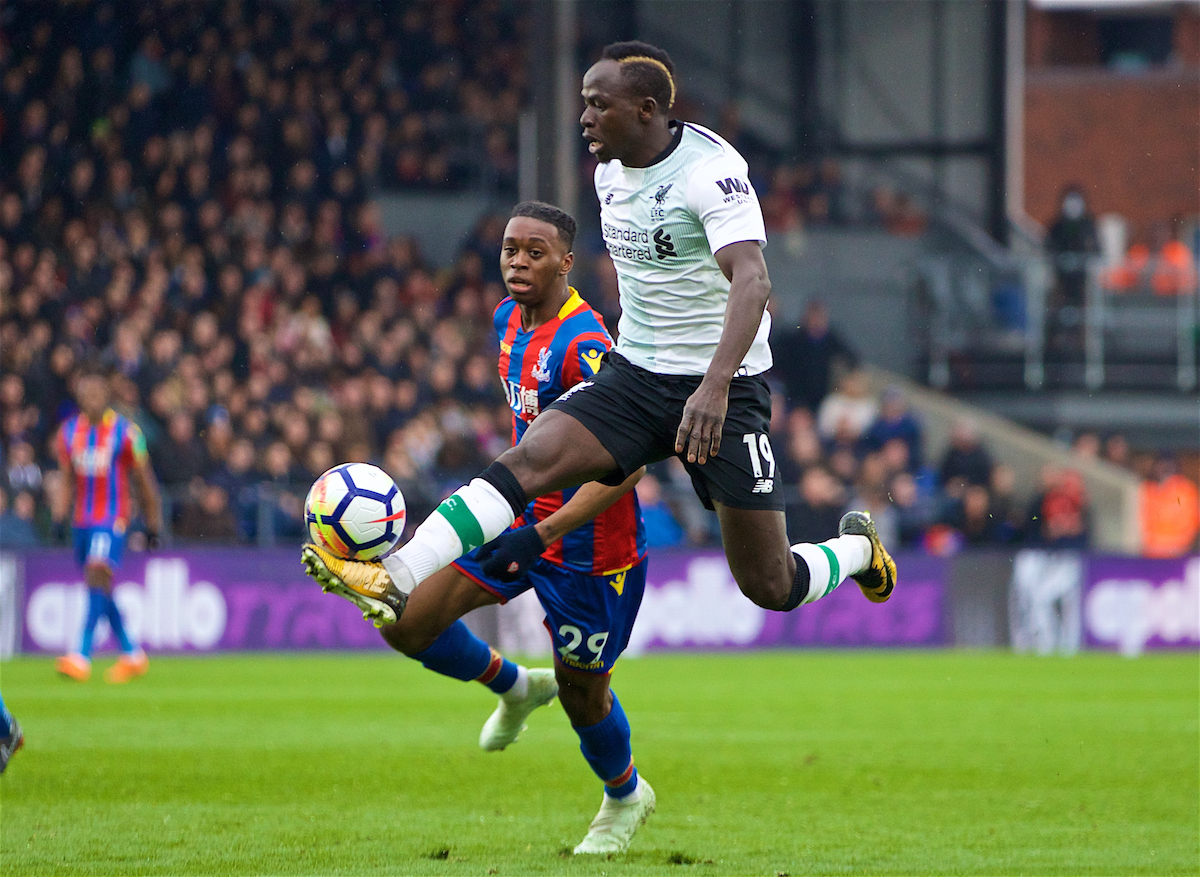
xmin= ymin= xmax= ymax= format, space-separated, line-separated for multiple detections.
xmin=0 ymin=692 xmax=23 ymax=774
xmin=717 ymin=506 xmax=897 ymax=610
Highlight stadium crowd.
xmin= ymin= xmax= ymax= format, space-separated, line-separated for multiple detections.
xmin=1 ymin=0 xmax=1195 ymax=560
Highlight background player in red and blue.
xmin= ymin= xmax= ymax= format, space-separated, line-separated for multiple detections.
xmin=52 ymin=362 xmax=162 ymax=684
xmin=303 ymin=201 xmax=655 ymax=855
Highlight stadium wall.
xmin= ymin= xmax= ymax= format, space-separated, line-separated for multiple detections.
xmin=3 ymin=549 xmax=1194 ymax=660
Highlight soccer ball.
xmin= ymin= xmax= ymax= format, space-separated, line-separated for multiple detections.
xmin=305 ymin=463 xmax=405 ymax=560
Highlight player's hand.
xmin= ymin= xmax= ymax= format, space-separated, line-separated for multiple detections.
xmin=675 ymin=378 xmax=728 ymax=465
xmin=146 ymin=530 xmax=160 ymax=551
xmin=477 ymin=525 xmax=546 ymax=582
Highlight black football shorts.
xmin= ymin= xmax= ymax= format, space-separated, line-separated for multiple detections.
xmin=550 ymin=352 xmax=785 ymax=511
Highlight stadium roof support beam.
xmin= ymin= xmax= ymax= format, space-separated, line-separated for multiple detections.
xmin=526 ymin=0 xmax=579 ymax=219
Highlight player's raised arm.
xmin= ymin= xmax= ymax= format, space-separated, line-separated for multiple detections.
xmin=535 ymin=468 xmax=645 ymax=548
xmin=674 ymin=240 xmax=771 ymax=466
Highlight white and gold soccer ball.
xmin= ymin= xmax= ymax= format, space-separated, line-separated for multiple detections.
xmin=304 ymin=463 xmax=405 ymax=560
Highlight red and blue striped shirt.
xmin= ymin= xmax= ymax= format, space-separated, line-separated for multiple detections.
xmin=495 ymin=289 xmax=646 ymax=575
xmin=56 ymin=410 xmax=148 ymax=529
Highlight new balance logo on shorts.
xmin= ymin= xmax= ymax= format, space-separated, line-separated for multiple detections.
xmin=751 ymin=479 xmax=774 ymax=494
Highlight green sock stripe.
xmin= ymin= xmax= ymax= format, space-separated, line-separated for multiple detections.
xmin=818 ymin=544 xmax=841 ymax=598
xmin=437 ymin=495 xmax=486 ymax=551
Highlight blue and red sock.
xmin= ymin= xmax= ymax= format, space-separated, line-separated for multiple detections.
xmin=574 ymin=691 xmax=639 ymax=799
xmin=79 ymin=588 xmax=107 ymax=659
xmin=80 ymin=587 xmax=137 ymax=658
xmin=104 ymin=593 xmax=136 ymax=654
xmin=411 ymin=620 xmax=519 ymax=694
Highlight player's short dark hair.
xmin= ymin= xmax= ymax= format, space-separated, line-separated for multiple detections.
xmin=510 ymin=201 xmax=577 ymax=251
xmin=601 ymin=41 xmax=676 ymax=111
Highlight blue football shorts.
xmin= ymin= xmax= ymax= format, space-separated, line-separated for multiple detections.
xmin=452 ymin=551 xmax=647 ymax=675
xmin=72 ymin=525 xmax=126 ymax=570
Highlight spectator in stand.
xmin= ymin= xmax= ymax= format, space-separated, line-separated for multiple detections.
xmin=4 ymin=440 xmax=43 ymax=496
xmin=844 ymin=451 xmax=899 ymax=550
xmin=939 ymin=419 xmax=994 ymax=490
xmin=1026 ymin=465 xmax=1090 ymax=548
xmin=785 ymin=464 xmax=846 ymax=545
xmin=861 ymin=385 xmax=923 ymax=469
xmin=0 ymin=489 xmax=41 ymax=549
xmin=943 ymin=484 xmax=1006 ymax=546
xmin=175 ymin=482 xmax=239 ymax=543
xmin=1102 ymin=433 xmax=1131 ymax=469
xmin=888 ymin=471 xmax=931 ymax=549
xmin=1139 ymin=453 xmax=1200 ymax=558
xmin=771 ymin=299 xmax=858 ymax=414
xmin=816 ymin=370 xmax=877 ymax=443
xmin=1045 ymin=185 xmax=1100 ymax=340
xmin=634 ymin=472 xmax=684 ymax=550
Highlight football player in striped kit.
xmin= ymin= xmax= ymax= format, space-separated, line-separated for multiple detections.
xmin=53 ymin=362 xmax=161 ymax=683
xmin=307 ymin=202 xmax=655 ymax=854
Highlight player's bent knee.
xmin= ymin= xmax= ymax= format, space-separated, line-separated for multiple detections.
xmin=730 ymin=569 xmax=792 ymax=612
xmin=84 ymin=563 xmax=112 ymax=590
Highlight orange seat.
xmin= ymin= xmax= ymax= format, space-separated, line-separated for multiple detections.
xmin=1150 ymin=240 xmax=1198 ymax=296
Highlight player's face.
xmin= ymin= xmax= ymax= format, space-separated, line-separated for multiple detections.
xmin=500 ymin=217 xmax=572 ymax=306
xmin=580 ymin=60 xmax=643 ymax=164
xmin=76 ymin=374 xmax=109 ymax=418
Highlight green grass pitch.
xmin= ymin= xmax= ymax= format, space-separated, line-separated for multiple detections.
xmin=1 ymin=651 xmax=1196 ymax=876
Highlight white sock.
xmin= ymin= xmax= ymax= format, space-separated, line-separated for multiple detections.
xmin=610 ymin=777 xmax=642 ymax=803
xmin=501 ymin=666 xmax=529 ymax=702
xmin=385 ymin=478 xmax=516 ymax=590
xmin=790 ymin=535 xmax=871 ymax=603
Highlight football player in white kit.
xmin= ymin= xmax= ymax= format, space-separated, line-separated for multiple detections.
xmin=303 ymin=42 xmax=898 ymax=849
xmin=305 ymin=38 xmax=896 ymax=646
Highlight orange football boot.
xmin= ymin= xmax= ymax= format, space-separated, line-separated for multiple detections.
xmin=55 ymin=653 xmax=92 ymax=681
xmin=104 ymin=650 xmax=149 ymax=684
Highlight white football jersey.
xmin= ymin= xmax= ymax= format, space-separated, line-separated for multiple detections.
xmin=595 ymin=121 xmax=771 ymax=376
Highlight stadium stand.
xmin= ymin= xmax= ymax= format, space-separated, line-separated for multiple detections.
xmin=2 ymin=0 xmax=1192 ymax=559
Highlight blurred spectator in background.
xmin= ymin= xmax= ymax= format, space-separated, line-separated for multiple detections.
xmin=1102 ymin=433 xmax=1131 ymax=469
xmin=1046 ymin=185 xmax=1099 ymax=343
xmin=1026 ymin=465 xmax=1090 ymax=548
xmin=1139 ymin=454 xmax=1200 ymax=558
xmin=939 ymin=419 xmax=994 ymax=492
xmin=861 ymin=385 xmax=923 ymax=469
xmin=0 ymin=489 xmax=41 ymax=549
xmin=785 ymin=464 xmax=846 ymax=545
xmin=816 ymin=370 xmax=877 ymax=444
xmin=771 ymin=299 xmax=857 ymax=414
xmin=634 ymin=472 xmax=684 ymax=550
xmin=175 ymin=482 xmax=239 ymax=543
